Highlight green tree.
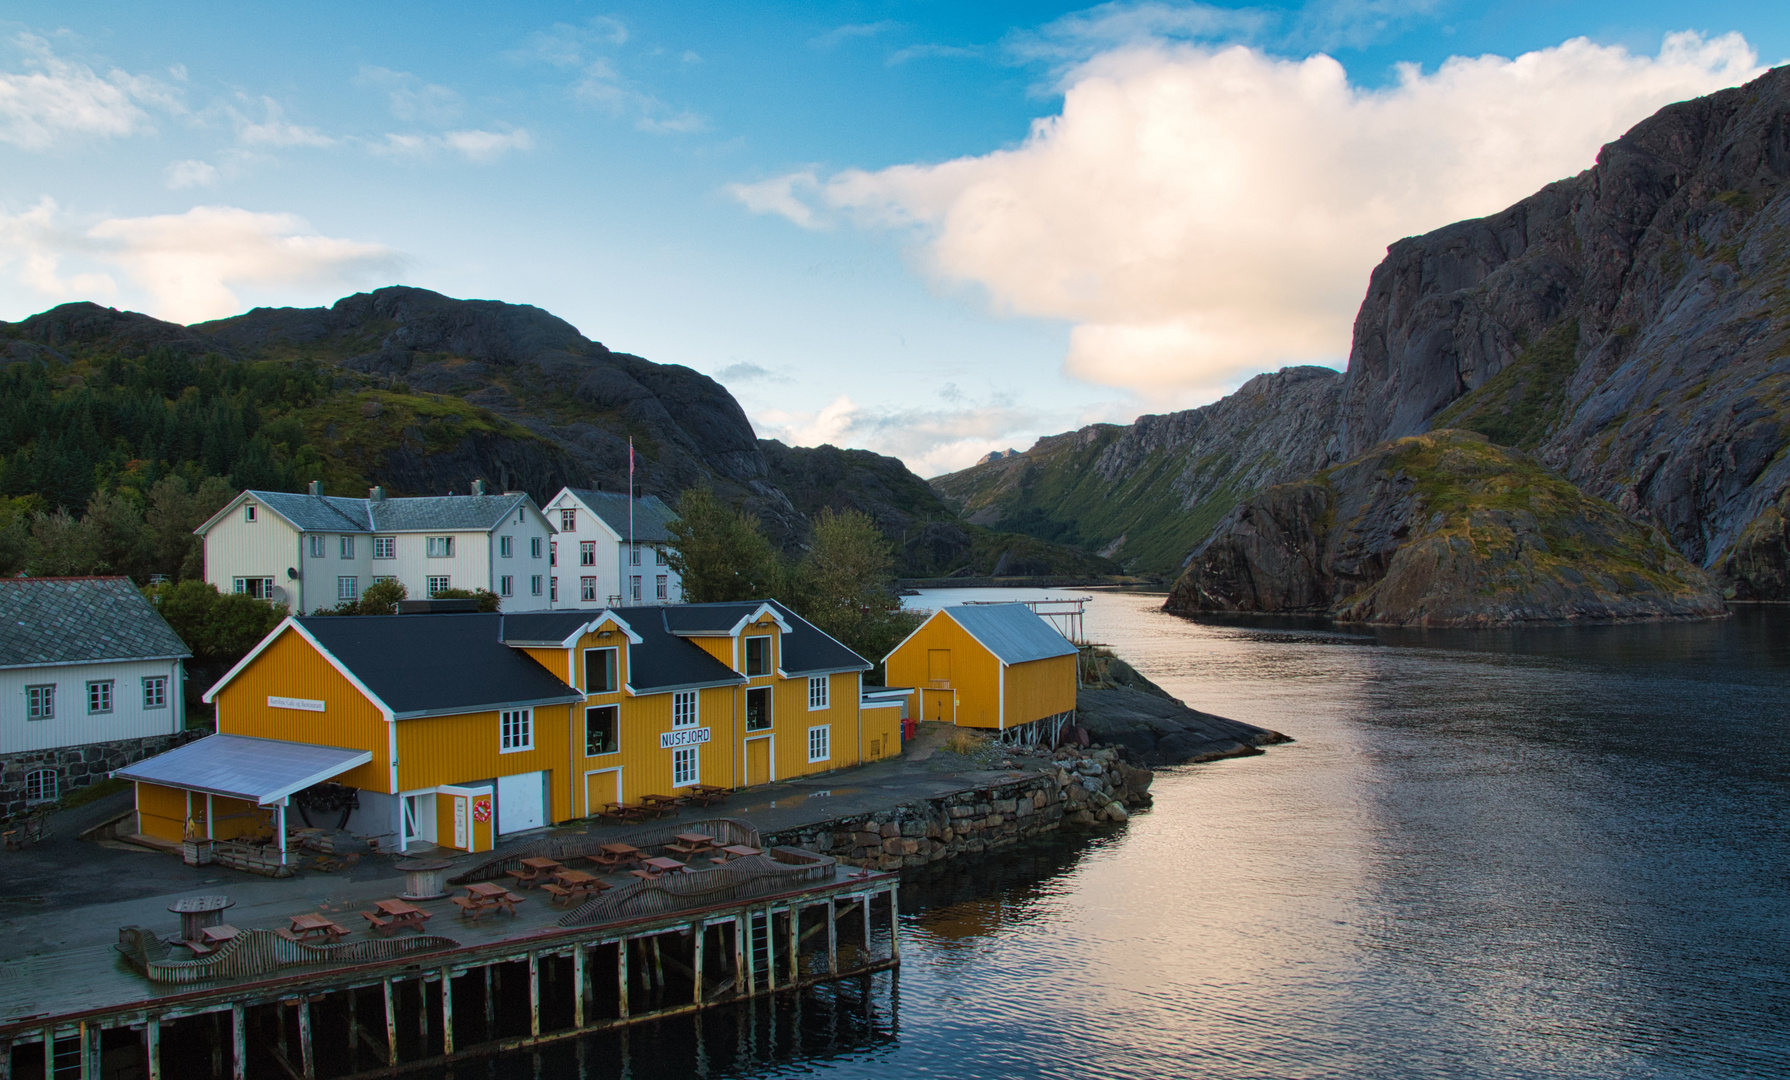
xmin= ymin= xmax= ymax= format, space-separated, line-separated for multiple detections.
xmin=792 ymin=507 xmax=922 ymax=673
xmin=81 ymin=489 xmax=153 ymax=579
xmin=666 ymin=487 xmax=785 ymax=603
xmin=0 ymin=496 xmax=39 ymax=577
xmin=144 ymin=580 xmax=285 ymax=667
xmin=26 ymin=509 xmax=98 ymax=577
xmin=312 ymin=577 xmax=409 ymax=616
xmin=145 ymin=475 xmax=236 ymax=580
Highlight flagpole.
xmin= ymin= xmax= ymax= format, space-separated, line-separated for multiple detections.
xmin=628 ymin=437 xmax=635 ymax=603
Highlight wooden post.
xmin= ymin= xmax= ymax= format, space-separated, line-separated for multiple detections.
xmin=651 ymin=937 xmax=665 ymax=994
xmin=440 ymin=969 xmax=455 ymax=1054
xmin=417 ymin=979 xmax=430 ymax=1045
xmin=297 ymin=999 xmax=315 ymax=1079
xmin=787 ymin=907 xmax=800 ymax=982
xmin=77 ymin=1022 xmax=91 ymax=1080
xmin=528 ymin=952 xmax=541 ymax=1037
xmin=826 ymin=899 xmax=838 ymax=975
xmin=862 ymin=893 xmax=872 ymax=958
xmin=381 ymin=978 xmax=397 ymax=1067
xmin=765 ymin=912 xmax=777 ymax=991
xmin=231 ymin=1003 xmax=246 ymax=1080
xmin=617 ymin=939 xmax=630 ymax=1018
xmin=573 ymin=947 xmax=587 ymax=1028
xmin=692 ymin=924 xmax=705 ymax=1004
xmin=742 ymin=914 xmax=754 ymax=994
xmin=347 ymin=987 xmax=358 ymax=1071
xmin=143 ymin=1020 xmax=159 ymax=1080
xmin=483 ymin=966 xmax=495 ymax=1037
xmin=889 ymin=887 xmax=900 ymax=959
xmin=40 ymin=1025 xmax=53 ymax=1080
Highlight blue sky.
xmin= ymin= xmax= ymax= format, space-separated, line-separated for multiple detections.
xmin=1 ymin=2 xmax=1784 ymax=474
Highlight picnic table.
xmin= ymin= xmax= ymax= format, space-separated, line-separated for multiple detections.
xmin=363 ymin=898 xmax=432 ymax=934
xmin=509 ymin=856 xmax=563 ymax=888
xmin=453 ymin=881 xmax=525 ymax=920
xmin=187 ymin=924 xmax=240 ymax=955
xmin=686 ymin=784 xmax=731 ymax=806
xmin=585 ymin=842 xmax=641 ymax=870
xmin=638 ymin=794 xmax=685 ymax=817
xmin=280 ymin=913 xmax=350 ymax=944
xmin=597 ymin=802 xmax=651 ymax=823
xmin=630 ymin=856 xmax=688 ymax=881
xmin=711 ymin=844 xmax=763 ymax=863
xmin=666 ymin=832 xmax=718 ymax=856
xmin=168 ymin=896 xmax=234 ymax=942
xmin=541 ymin=869 xmax=609 ymax=906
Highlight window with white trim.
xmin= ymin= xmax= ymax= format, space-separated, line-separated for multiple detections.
xmin=807 ymin=725 xmax=830 ymax=763
xmin=656 ymin=575 xmax=668 ymax=600
xmin=630 ymin=575 xmax=642 ymax=602
xmin=673 ymin=690 xmax=698 ymax=728
xmin=500 ymin=535 xmax=514 ymax=558
xmin=244 ymin=504 xmax=257 ymax=523
xmin=744 ymin=635 xmax=771 ymax=677
xmin=808 ymin=676 xmax=828 ymax=710
xmin=499 ymin=575 xmax=513 ymax=597
xmin=586 ymin=705 xmax=619 ymax=756
xmin=426 ymin=536 xmax=454 ymax=558
xmin=672 ymin=746 xmax=699 ymax=787
xmin=24 ymin=769 xmax=57 ymax=803
xmin=549 ymin=541 xmax=557 ymax=566
xmin=500 ymin=708 xmax=533 ymax=751
xmin=550 ymin=577 xmax=558 ymax=602
xmin=630 ymin=545 xmax=641 ymax=566
xmin=656 ymin=547 xmax=668 ymax=565
xmin=25 ymin=684 xmax=53 ymax=720
xmin=308 ymin=534 xmax=325 ymax=557
xmin=87 ymin=680 xmax=113 ymax=715
xmin=233 ymin=577 xmax=275 ymax=599
xmin=531 ymin=575 xmax=543 ymax=596
xmin=372 ymin=574 xmax=397 ymax=584
xmin=560 ymin=508 xmax=576 ymax=531
xmin=373 ymin=536 xmax=396 ymax=559
xmin=338 ymin=576 xmax=359 ymax=601
xmin=585 ymin=648 xmax=619 ymax=693
xmin=427 ymin=575 xmax=450 ymax=596
xmin=142 ymin=676 xmax=168 ymax=709
xmin=531 ymin=537 xmax=542 ymax=559
xmin=339 ymin=535 xmax=355 ymax=558
xmin=580 ymin=541 xmax=596 ymax=566
xmin=581 ymin=577 xmax=597 ymax=602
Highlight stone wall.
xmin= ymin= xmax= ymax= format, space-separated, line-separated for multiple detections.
xmin=0 ymin=729 xmax=203 ymax=820
xmin=765 ymin=747 xmax=1154 ymax=871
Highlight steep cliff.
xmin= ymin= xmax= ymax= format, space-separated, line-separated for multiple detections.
xmin=1166 ymin=431 xmax=1724 ymax=625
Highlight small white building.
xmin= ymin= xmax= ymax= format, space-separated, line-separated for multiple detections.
xmin=540 ymin=488 xmax=683 ymax=607
xmin=0 ymin=577 xmax=190 ymax=817
xmin=195 ymin=481 xmax=557 ymax=613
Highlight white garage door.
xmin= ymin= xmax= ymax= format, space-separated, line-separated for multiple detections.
xmin=496 ymin=771 xmax=546 ymax=834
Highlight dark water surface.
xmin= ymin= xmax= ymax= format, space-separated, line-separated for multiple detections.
xmin=475 ymin=590 xmax=1790 ymax=1079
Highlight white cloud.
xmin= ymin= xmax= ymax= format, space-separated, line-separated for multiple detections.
xmin=164 ymin=159 xmax=218 ymax=189
xmin=0 ymin=33 xmax=179 ymax=149
xmin=736 ymin=31 xmax=1763 ymax=399
xmin=357 ymin=66 xmax=463 ymax=123
xmin=887 ymin=43 xmax=984 ymax=66
xmin=0 ymin=201 xmax=403 ymax=324
xmin=514 ymin=18 xmax=705 ymax=134
xmin=374 ymin=127 xmax=535 ymax=162
xmin=233 ymin=96 xmax=334 ymax=147
xmin=810 ymin=22 xmax=899 ymax=51
xmin=753 ymin=392 xmax=1077 ymax=476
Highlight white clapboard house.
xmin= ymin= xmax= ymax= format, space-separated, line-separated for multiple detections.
xmin=539 ymin=488 xmax=683 ymax=608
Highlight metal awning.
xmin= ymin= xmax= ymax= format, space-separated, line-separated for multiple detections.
xmin=113 ymin=734 xmax=373 ymax=806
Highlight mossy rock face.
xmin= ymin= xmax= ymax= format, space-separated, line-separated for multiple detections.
xmin=1167 ymin=430 xmax=1725 ymax=626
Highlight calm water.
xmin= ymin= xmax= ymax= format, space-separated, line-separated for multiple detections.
xmin=482 ymin=589 xmax=1790 ymax=1079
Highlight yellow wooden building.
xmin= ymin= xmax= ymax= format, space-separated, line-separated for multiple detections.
xmin=119 ymin=600 xmax=892 ymax=857
xmin=884 ymin=604 xmax=1077 ymax=733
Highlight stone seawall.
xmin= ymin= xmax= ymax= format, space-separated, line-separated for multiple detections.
xmin=0 ymin=728 xmax=204 ymax=820
xmin=764 ymin=747 xmax=1153 ymax=871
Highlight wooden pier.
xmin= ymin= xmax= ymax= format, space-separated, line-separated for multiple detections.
xmin=0 ymin=862 xmax=898 ymax=1079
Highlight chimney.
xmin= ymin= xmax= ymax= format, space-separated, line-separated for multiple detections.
xmin=307 ymin=480 xmax=322 ymax=497
xmin=471 ymin=479 xmax=487 ymax=496
xmin=368 ymin=486 xmax=385 ymax=503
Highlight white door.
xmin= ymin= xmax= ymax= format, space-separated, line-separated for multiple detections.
xmin=496 ymin=771 xmax=547 ymax=834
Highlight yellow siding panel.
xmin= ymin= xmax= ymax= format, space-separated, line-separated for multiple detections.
xmin=1003 ymin=655 xmax=1077 ymax=727
xmin=691 ymin=637 xmax=734 ymax=669
xmin=135 ymin=781 xmax=189 ymax=842
xmin=212 ymin=626 xmax=390 ymax=790
xmin=861 ymin=704 xmax=902 ymax=761
xmin=394 ymin=706 xmax=572 ymax=816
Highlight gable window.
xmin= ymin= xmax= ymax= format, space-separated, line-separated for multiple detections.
xmin=308 ymin=535 xmax=325 ymax=558
xmin=745 ymin=636 xmax=771 ymax=677
xmin=531 ymin=575 xmax=543 ymax=596
xmin=87 ymin=680 xmax=113 ymax=715
xmin=672 ymin=746 xmax=699 ymax=788
xmin=580 ymin=541 xmax=596 ymax=566
xmin=808 ymin=676 xmax=829 ymax=710
xmin=501 ymin=708 xmax=533 ymax=751
xmin=584 ymin=647 xmax=619 ymax=693
xmin=746 ymin=686 xmax=771 ymax=731
xmin=656 ymin=575 xmax=668 ymax=601
xmin=656 ymin=547 xmax=668 ymax=565
xmin=585 ymin=705 xmax=619 ymax=756
xmin=808 ymin=725 xmax=830 ymax=763
xmin=142 ymin=676 xmax=168 ymax=709
xmin=427 ymin=575 xmax=451 ymax=596
xmin=25 ymin=684 xmax=54 ymax=720
xmin=244 ymin=504 xmax=257 ymax=523
xmin=233 ymin=577 xmax=275 ymax=599
xmin=500 ymin=535 xmax=514 ymax=558
xmin=24 ymin=769 xmax=57 ymax=804
xmin=630 ymin=545 xmax=641 ymax=566
xmin=373 ymin=536 xmax=396 ymax=559
xmin=426 ymin=536 xmax=454 ymax=558
xmin=581 ymin=577 xmax=597 ymax=602
xmin=339 ymin=535 xmax=355 ymax=558
xmin=338 ymin=576 xmax=358 ymax=601
xmin=560 ymin=508 xmax=576 ymax=531
xmin=673 ymin=690 xmax=698 ymax=728
xmin=531 ymin=537 xmax=543 ymax=559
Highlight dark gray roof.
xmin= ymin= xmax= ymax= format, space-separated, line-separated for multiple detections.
xmin=245 ymin=491 xmax=536 ymax=533
xmin=498 ymin=611 xmax=592 ymax=646
xmin=943 ymin=604 xmax=1079 ymax=665
xmin=566 ymin=490 xmax=679 ymax=543
xmin=616 ymin=607 xmax=746 ymax=691
xmin=0 ymin=577 xmax=190 ymax=668
xmin=661 ymin=600 xmax=869 ymax=676
xmin=114 ymin=734 xmax=371 ymax=803
xmin=297 ymin=613 xmax=582 ymax=718
xmin=661 ymin=605 xmax=756 ymax=635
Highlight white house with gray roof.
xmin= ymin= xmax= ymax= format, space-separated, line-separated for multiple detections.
xmin=540 ymin=488 xmax=683 ymax=608
xmin=0 ymin=577 xmax=191 ymax=817
xmin=196 ymin=481 xmax=557 ymax=613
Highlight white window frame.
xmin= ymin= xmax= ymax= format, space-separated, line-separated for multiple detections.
xmin=744 ymin=635 xmax=771 ymax=677
xmin=560 ymin=508 xmax=576 ymax=531
xmin=427 ymin=575 xmax=451 ymax=596
xmin=87 ymin=680 xmax=113 ymax=715
xmin=339 ymin=535 xmax=355 ymax=559
xmin=372 ymin=574 xmax=397 ymax=585
xmin=580 ymin=541 xmax=596 ymax=566
xmin=630 ymin=575 xmax=641 ymax=602
xmin=656 ymin=547 xmax=668 ymax=565
xmin=338 ymin=576 xmax=359 ymax=601
xmin=373 ymin=535 xmax=396 ymax=559
xmin=531 ymin=575 xmax=543 ymax=596
xmin=581 ymin=577 xmax=597 ymax=602
xmin=672 ymin=746 xmax=699 ymax=788
xmin=808 ymin=676 xmax=828 ymax=710
xmin=426 ymin=536 xmax=454 ymax=558
xmin=807 ymin=725 xmax=830 ymax=763
xmin=308 ymin=534 xmax=324 ymax=558
xmin=244 ymin=504 xmax=257 ymax=523
xmin=585 ymin=705 xmax=619 ymax=756
xmin=655 ymin=575 xmax=668 ymax=600
xmin=24 ymin=769 xmax=57 ymax=804
xmin=550 ymin=577 xmax=558 ymax=602
xmin=142 ymin=676 xmax=167 ymax=710
xmin=499 ymin=575 xmax=513 ymax=597
xmin=531 ymin=537 xmax=543 ymax=559
xmin=584 ymin=647 xmax=619 ymax=694
xmin=500 ymin=535 xmax=514 ymax=558
xmin=549 ymin=541 xmax=557 ymax=567
xmin=233 ymin=577 xmax=275 ymax=599
xmin=673 ymin=690 xmax=699 ymax=728
xmin=500 ymin=708 xmax=534 ymax=752
xmin=630 ymin=545 xmax=641 ymax=567
xmin=25 ymin=684 xmax=53 ymax=720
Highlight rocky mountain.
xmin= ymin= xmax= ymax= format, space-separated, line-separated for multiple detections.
xmin=939 ymin=64 xmax=1790 ymax=617
xmin=1 ymin=287 xmax=1108 ymax=577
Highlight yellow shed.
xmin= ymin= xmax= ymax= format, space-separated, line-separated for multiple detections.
xmin=884 ymin=604 xmax=1077 ymax=733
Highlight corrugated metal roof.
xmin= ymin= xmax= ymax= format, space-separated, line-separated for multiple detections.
xmin=565 ymin=490 xmax=679 ymax=543
xmin=247 ymin=491 xmax=371 ymax=532
xmin=944 ymin=604 xmax=1079 ymax=665
xmin=245 ymin=491 xmax=536 ymax=533
xmin=114 ymin=734 xmax=371 ymax=804
xmin=0 ymin=577 xmax=190 ymax=668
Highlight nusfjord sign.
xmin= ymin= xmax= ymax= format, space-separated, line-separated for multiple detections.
xmin=660 ymin=727 xmax=711 ymax=749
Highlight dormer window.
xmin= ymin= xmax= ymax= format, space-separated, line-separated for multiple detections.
xmin=745 ymin=635 xmax=771 ymax=677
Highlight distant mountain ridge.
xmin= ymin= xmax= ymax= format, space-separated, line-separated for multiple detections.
xmin=934 ymin=63 xmax=1790 ymax=616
